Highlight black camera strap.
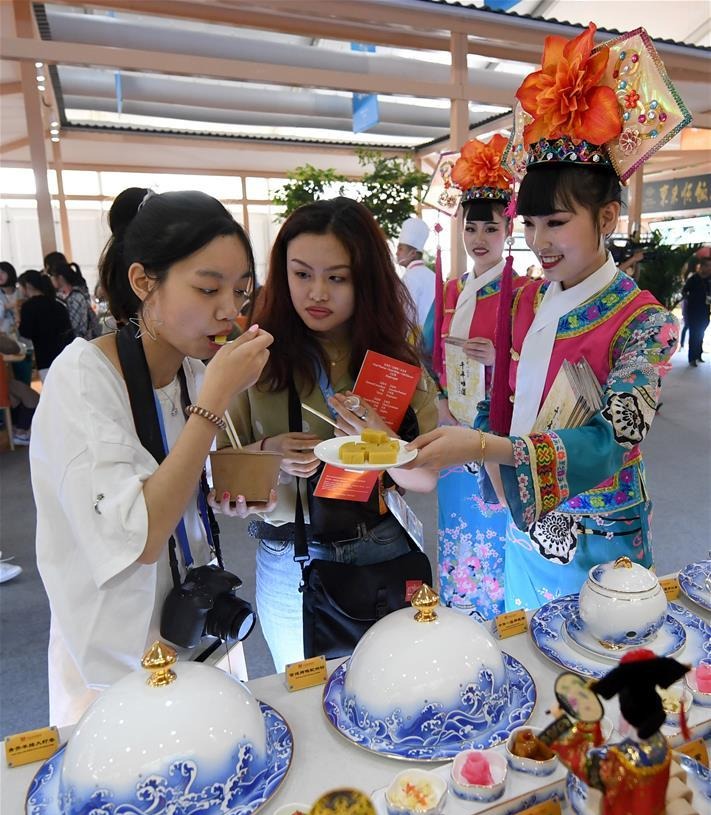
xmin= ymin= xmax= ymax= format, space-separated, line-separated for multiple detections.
xmin=287 ymin=375 xmax=309 ymax=575
xmin=116 ymin=324 xmax=223 ymax=589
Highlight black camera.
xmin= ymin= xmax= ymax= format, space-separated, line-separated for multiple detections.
xmin=161 ymin=564 xmax=256 ymax=649
xmin=607 ymin=236 xmax=659 ymax=265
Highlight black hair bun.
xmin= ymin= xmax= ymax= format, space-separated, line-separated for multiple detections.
xmin=108 ymin=187 xmax=149 ymax=238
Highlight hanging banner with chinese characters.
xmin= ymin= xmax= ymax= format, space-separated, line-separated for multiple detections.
xmin=642 ymin=173 xmax=710 ymax=213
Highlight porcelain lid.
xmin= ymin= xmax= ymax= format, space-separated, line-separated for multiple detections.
xmin=588 ymin=557 xmax=660 ymax=593
xmin=60 ymin=643 xmax=266 ymax=800
xmin=343 ymin=586 xmax=506 ymax=718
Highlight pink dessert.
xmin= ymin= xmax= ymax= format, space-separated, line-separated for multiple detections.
xmin=461 ymin=752 xmax=494 ymax=786
xmin=697 ymin=662 xmax=711 ymax=693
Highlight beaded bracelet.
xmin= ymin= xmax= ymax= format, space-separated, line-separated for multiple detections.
xmin=185 ymin=404 xmax=226 ymax=431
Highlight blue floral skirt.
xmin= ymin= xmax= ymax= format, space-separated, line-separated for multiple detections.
xmin=438 ymin=464 xmax=510 ymax=620
xmin=504 ymin=501 xmax=653 ymax=611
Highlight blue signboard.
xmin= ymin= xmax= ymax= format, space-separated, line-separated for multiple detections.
xmin=484 ymin=0 xmax=522 ymax=9
xmin=352 ymin=93 xmax=380 ymax=134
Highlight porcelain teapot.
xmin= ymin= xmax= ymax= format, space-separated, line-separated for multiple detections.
xmin=578 ymin=557 xmax=667 ymax=648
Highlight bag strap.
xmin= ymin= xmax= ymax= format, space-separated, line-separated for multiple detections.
xmin=287 ymin=375 xmax=309 ymax=575
xmin=116 ymin=324 xmax=222 ymax=586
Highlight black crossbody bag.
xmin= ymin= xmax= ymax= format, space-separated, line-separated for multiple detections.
xmin=285 ymin=378 xmax=432 ymax=660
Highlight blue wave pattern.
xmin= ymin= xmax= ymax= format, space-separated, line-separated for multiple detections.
xmin=323 ymin=653 xmax=535 ymax=760
xmin=530 ymin=595 xmax=711 ymax=679
xmin=678 ymin=560 xmax=711 ymax=611
xmin=565 ymin=607 xmax=686 ymax=657
xmin=26 ymin=703 xmax=292 ymax=815
xmin=566 ymin=754 xmax=711 ymax=815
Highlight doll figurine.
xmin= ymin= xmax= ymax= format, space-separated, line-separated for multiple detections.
xmin=539 ymin=650 xmax=690 ymax=815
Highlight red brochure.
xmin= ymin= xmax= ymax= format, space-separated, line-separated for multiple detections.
xmin=313 ymin=351 xmax=422 ymax=501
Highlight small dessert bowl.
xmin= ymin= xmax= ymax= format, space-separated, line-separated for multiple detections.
xmin=385 ymin=769 xmax=447 ymax=815
xmin=273 ymin=805 xmax=311 ymax=815
xmin=210 ymin=449 xmax=282 ymax=504
xmin=660 ymin=683 xmax=694 ymax=728
xmin=450 ymin=749 xmax=507 ymax=802
xmin=685 ymin=660 xmax=711 ymax=707
xmin=505 ymin=726 xmax=559 ymax=776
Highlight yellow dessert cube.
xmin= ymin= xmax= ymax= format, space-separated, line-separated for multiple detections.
xmin=367 ymin=443 xmax=399 ymax=466
xmin=338 ymin=441 xmax=367 ymax=464
xmin=361 ymin=429 xmax=388 ymax=445
xmin=214 ymin=335 xmax=228 ymax=345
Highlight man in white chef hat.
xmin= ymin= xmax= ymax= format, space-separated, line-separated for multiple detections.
xmin=396 ymin=216 xmax=434 ymax=329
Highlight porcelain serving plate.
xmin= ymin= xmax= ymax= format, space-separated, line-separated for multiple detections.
xmin=530 ymin=595 xmax=711 ymax=680
xmin=314 ymin=436 xmax=417 ymax=471
xmin=25 ymin=702 xmax=293 ymax=815
xmin=678 ymin=560 xmax=711 ymax=611
xmin=564 ymin=606 xmax=686 ymax=661
xmin=322 ymin=653 xmax=536 ymax=762
xmin=567 ymin=753 xmax=711 ymax=815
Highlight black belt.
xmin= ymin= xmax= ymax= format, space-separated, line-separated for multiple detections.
xmin=248 ymin=519 xmax=374 ymax=546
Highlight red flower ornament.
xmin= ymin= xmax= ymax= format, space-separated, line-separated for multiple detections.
xmin=451 ymin=134 xmax=513 ymax=192
xmin=516 ymin=22 xmax=622 ymax=149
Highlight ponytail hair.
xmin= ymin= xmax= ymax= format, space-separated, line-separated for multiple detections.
xmin=99 ymin=187 xmax=254 ymax=324
xmin=19 ymin=269 xmax=56 ymax=300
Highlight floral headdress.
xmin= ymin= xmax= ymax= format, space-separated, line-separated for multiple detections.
xmin=423 ymin=134 xmax=513 ymax=217
xmin=503 ymin=24 xmax=692 ymax=183
xmin=451 ymin=134 xmax=513 ymax=203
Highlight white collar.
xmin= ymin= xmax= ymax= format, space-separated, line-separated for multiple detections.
xmin=510 ymin=255 xmax=618 ymax=436
xmin=448 ymin=257 xmax=506 ymax=339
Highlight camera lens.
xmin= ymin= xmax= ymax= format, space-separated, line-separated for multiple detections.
xmin=206 ymin=594 xmax=256 ymax=642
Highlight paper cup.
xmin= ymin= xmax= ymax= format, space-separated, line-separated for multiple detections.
xmin=209 ymin=449 xmax=282 ymax=503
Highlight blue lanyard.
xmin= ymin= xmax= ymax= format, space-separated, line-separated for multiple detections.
xmin=153 ymin=391 xmax=202 ymax=568
xmin=314 ymin=357 xmax=340 ymax=420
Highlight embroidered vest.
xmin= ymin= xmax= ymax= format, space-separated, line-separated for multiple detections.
xmin=509 ymin=271 xmax=663 ymax=515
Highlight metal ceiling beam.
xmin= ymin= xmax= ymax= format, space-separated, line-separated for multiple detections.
xmin=42 ymin=0 xmax=542 ymax=63
xmin=0 ymin=35 xmax=519 ymax=104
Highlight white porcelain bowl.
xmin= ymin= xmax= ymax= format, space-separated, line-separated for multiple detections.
xmin=273 ymin=804 xmax=311 ymax=815
xmin=660 ymin=683 xmax=693 ymax=728
xmin=344 ymin=604 xmax=507 ymax=720
xmin=505 ymin=727 xmax=559 ymax=776
xmin=59 ymin=647 xmax=268 ymax=812
xmin=450 ymin=750 xmax=507 ymax=801
xmin=578 ymin=557 xmax=667 ymax=647
xmin=386 ymin=769 xmax=447 ymax=815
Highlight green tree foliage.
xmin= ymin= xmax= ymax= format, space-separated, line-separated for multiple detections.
xmin=355 ymin=149 xmax=431 ymax=239
xmin=271 ymin=165 xmax=347 ymax=216
xmin=271 ymin=150 xmax=430 ymax=239
xmin=636 ymin=231 xmax=703 ymax=308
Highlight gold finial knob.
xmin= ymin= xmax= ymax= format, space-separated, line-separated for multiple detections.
xmin=412 ymin=584 xmax=439 ymax=622
xmin=141 ymin=641 xmax=178 ymax=687
xmin=613 ymin=556 xmax=633 ymax=569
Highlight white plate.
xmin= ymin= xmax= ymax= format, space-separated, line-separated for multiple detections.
xmin=314 ymin=435 xmax=417 ymax=471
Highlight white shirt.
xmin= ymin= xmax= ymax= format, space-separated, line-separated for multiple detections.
xmin=30 ymin=339 xmax=212 ymax=726
xmin=402 ymin=259 xmax=435 ymax=327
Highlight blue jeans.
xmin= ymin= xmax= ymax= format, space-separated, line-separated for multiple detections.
xmin=255 ymin=514 xmax=410 ymax=672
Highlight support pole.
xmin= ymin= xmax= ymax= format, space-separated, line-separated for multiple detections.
xmin=449 ymin=31 xmax=469 ymax=280
xmin=13 ymin=0 xmax=55 ymax=257
xmin=627 ymin=169 xmax=644 ymax=240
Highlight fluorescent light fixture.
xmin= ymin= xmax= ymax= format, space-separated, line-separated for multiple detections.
xmin=36 ymin=75 xmax=45 ymax=82
xmin=51 ymin=136 xmax=60 ymax=142
xmin=50 ymin=120 xmax=59 ymax=127
xmin=50 ymin=128 xmax=60 ymax=135
xmin=35 ymin=62 xmax=43 ymax=68
xmin=37 ymin=85 xmax=46 ymax=92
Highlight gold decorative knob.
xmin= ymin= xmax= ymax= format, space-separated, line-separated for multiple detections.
xmin=613 ymin=556 xmax=633 ymax=569
xmin=412 ymin=584 xmax=439 ymax=622
xmin=141 ymin=641 xmax=178 ymax=687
